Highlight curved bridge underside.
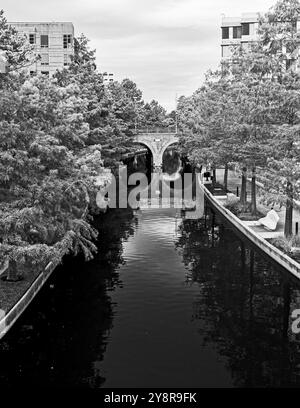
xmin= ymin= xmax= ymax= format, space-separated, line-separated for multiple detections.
xmin=134 ymin=133 xmax=179 ymax=171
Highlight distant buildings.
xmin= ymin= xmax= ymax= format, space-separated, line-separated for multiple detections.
xmin=9 ymin=22 xmax=74 ymax=76
xmin=221 ymin=12 xmax=300 ymax=72
xmin=102 ymin=72 xmax=114 ymax=85
xmin=5 ymin=22 xmax=115 ymax=81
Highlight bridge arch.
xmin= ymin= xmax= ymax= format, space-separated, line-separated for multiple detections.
xmin=134 ymin=133 xmax=179 ymax=172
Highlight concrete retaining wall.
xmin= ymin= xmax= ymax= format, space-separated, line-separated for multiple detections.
xmin=201 ymin=183 xmax=300 ymax=279
xmin=0 ymin=260 xmax=58 ymax=340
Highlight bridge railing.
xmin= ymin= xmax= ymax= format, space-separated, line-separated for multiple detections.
xmin=137 ymin=126 xmax=177 ymax=134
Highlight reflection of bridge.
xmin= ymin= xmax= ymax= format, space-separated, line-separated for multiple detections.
xmin=134 ymin=132 xmax=179 ymax=172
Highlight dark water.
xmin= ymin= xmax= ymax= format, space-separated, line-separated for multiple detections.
xmin=1 ymin=205 xmax=300 ymax=388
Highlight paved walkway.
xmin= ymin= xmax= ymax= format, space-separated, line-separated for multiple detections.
xmin=215 ymin=168 xmax=300 ymax=239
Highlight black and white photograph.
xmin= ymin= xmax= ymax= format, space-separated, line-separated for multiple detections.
xmin=1 ymin=0 xmax=300 ymax=394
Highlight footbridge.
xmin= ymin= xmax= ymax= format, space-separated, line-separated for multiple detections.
xmin=134 ymin=131 xmax=179 ymax=172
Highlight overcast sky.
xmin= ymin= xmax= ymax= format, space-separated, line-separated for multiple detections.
xmin=2 ymin=0 xmax=276 ymax=111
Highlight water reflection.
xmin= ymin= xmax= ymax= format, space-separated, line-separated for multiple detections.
xmin=0 ymin=204 xmax=300 ymax=387
xmin=176 ymin=207 xmax=300 ymax=387
xmin=0 ymin=208 xmax=135 ymax=388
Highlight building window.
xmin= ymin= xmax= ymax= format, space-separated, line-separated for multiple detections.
xmin=292 ymin=20 xmax=297 ymax=31
xmin=222 ymin=27 xmax=229 ymax=39
xmin=63 ymin=34 xmax=72 ymax=49
xmin=29 ymin=34 xmax=36 ymax=44
xmin=286 ymin=59 xmax=295 ymax=70
xmin=233 ymin=26 xmax=242 ymax=39
xmin=64 ymin=54 xmax=72 ymax=66
xmin=242 ymin=23 xmax=250 ymax=36
xmin=41 ymin=71 xmax=49 ymax=76
xmin=41 ymin=35 xmax=49 ymax=48
xmin=221 ymin=45 xmax=231 ymax=58
xmin=41 ymin=54 xmax=49 ymax=65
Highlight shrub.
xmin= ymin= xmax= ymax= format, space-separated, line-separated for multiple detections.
xmin=223 ymin=196 xmax=241 ymax=216
xmin=270 ymin=237 xmax=292 ymax=254
xmin=290 ymin=235 xmax=300 ymax=247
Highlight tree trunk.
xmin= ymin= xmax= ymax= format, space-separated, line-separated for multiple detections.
xmin=6 ymin=259 xmax=20 ymax=282
xmin=284 ymin=180 xmax=293 ymax=238
xmin=251 ymin=166 xmax=257 ymax=216
xmin=224 ymin=163 xmax=228 ymax=192
xmin=212 ymin=166 xmax=216 ymax=189
xmin=240 ymin=167 xmax=247 ymax=207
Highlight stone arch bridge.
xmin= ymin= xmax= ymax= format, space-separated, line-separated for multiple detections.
xmin=134 ymin=132 xmax=179 ymax=172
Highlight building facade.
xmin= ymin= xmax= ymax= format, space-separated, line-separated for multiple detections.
xmin=221 ymin=12 xmax=300 ymax=71
xmin=102 ymin=72 xmax=114 ymax=85
xmin=9 ymin=22 xmax=74 ymax=76
xmin=221 ymin=12 xmax=259 ymax=60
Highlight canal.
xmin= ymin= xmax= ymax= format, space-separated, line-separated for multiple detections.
xmin=1 ymin=203 xmax=300 ymax=388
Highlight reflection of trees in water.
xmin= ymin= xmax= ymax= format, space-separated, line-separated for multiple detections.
xmin=93 ymin=208 xmax=137 ymax=289
xmin=176 ymin=206 xmax=300 ymax=387
xmin=0 ymin=207 xmax=136 ymax=388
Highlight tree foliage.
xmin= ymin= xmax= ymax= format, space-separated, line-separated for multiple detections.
xmin=0 ymin=11 xmax=171 ymax=274
xmin=178 ymin=0 xmax=300 ymax=233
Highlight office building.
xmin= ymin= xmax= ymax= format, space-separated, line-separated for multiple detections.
xmin=221 ymin=12 xmax=260 ymax=60
xmin=221 ymin=12 xmax=300 ymax=71
xmin=9 ymin=22 xmax=74 ymax=76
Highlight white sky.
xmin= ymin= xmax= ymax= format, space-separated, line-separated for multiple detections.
xmin=1 ymin=0 xmax=276 ymax=111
